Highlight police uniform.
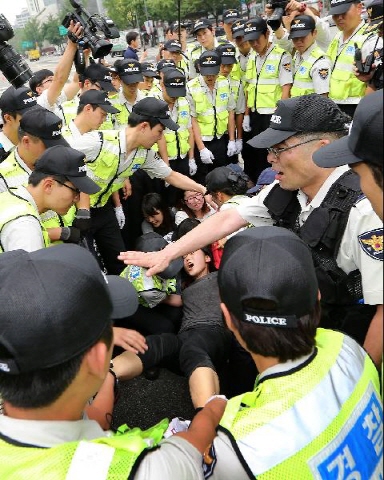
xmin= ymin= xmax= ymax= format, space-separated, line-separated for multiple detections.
xmin=235 ymin=166 xmax=383 ymax=342
xmin=110 ymin=89 xmax=146 ymax=130
xmin=327 ymin=21 xmax=371 ymax=115
xmin=189 ymin=38 xmax=227 ymax=79
xmin=206 ymin=329 xmax=383 ymax=480
xmin=62 ymin=94 xmax=118 ymax=131
xmin=37 ymin=89 xmax=68 ymax=125
xmin=362 ymin=34 xmax=384 ymax=91
xmin=0 ymin=131 xmax=15 ymax=163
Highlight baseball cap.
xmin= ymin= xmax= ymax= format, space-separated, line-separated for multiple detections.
xmin=115 ymin=59 xmax=144 ymax=84
xmin=20 ymin=108 xmax=69 ymax=148
xmin=329 ymin=0 xmax=357 ymax=15
xmin=313 ymin=90 xmax=383 ymax=168
xmin=0 ymin=244 xmax=138 ymax=374
xmin=206 ymin=166 xmax=248 ymax=193
xmin=29 ymin=69 xmax=54 ymax=93
xmin=83 ymin=63 xmax=116 ymax=92
xmin=164 ymin=40 xmax=182 ymax=52
xmin=192 ymin=18 xmax=212 ymax=34
xmin=141 ymin=62 xmax=160 ymax=78
xmin=216 ymin=43 xmax=237 ymax=64
xmin=367 ymin=0 xmax=383 ymax=26
xmin=243 ymin=18 xmax=268 ymax=41
xmin=79 ymin=90 xmax=120 ymax=114
xmin=215 ymin=26 xmax=226 ymax=37
xmin=171 ymin=21 xmax=187 ymax=31
xmin=163 ymin=68 xmax=187 ymax=97
xmin=232 ymin=20 xmax=245 ymax=38
xmin=223 ymin=9 xmax=240 ymax=24
xmin=105 ymin=275 xmax=139 ymax=319
xmin=132 ymin=97 xmax=179 ymax=131
xmin=157 ymin=58 xmax=177 ymax=73
xmin=289 ymin=15 xmax=316 ymax=39
xmin=199 ymin=50 xmax=221 ymax=75
xmin=218 ymin=227 xmax=318 ymax=327
xmin=34 ymin=145 xmax=100 ymax=195
xmin=135 ymin=232 xmax=183 ymax=279
xmin=0 ymin=86 xmax=37 ymax=115
xmin=248 ymin=94 xmax=350 ymax=148
xmin=247 ymin=167 xmax=276 ymax=194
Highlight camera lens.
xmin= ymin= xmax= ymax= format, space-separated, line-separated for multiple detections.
xmin=0 ymin=44 xmax=33 ymax=88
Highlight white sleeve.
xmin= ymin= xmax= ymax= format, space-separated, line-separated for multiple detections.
xmin=235 ymin=83 xmax=246 ymax=115
xmin=278 ymin=52 xmax=293 ymax=86
xmin=273 ymin=30 xmax=293 ymax=54
xmin=236 ymin=182 xmax=276 ymax=227
xmin=208 ymin=430 xmax=250 ymax=480
xmin=134 ymin=436 xmax=205 ymax=480
xmin=36 ymin=89 xmax=67 ymax=111
xmin=2 ymin=217 xmax=45 ymax=252
xmin=0 ymin=176 xmax=8 ymax=193
xmin=336 ymin=198 xmax=383 ymax=305
xmin=66 ymin=131 xmax=102 ymax=163
xmin=311 ymin=57 xmax=332 ymax=95
xmin=141 ymin=150 xmax=172 ymax=179
xmin=175 ymin=210 xmax=189 ymax=226
xmin=314 ymin=18 xmax=333 ymax=52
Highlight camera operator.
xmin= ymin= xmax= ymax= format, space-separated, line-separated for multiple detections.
xmin=29 ymin=21 xmax=83 ymax=125
xmin=354 ymin=0 xmax=383 ymax=92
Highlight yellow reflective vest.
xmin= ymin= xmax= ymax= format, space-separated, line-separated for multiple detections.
xmin=219 ymin=328 xmax=382 ymax=479
xmin=291 ymin=46 xmax=328 ymax=97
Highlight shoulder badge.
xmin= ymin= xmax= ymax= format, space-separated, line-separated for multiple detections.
xmin=358 ymin=228 xmax=383 ymax=261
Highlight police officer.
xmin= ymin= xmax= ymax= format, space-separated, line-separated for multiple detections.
xmin=119 ymin=95 xmax=383 ymax=365
xmin=162 ymin=40 xmax=190 ymax=78
xmin=288 ymin=15 xmax=332 ymax=96
xmin=0 ymin=146 xmax=99 ymax=252
xmin=241 ymin=17 xmax=293 ymax=183
xmin=138 ymin=62 xmax=160 ymax=97
xmin=186 ymin=49 xmax=236 ymax=184
xmin=222 ymin=9 xmax=241 ymax=42
xmin=0 ymin=86 xmax=38 ymax=162
xmin=327 ymin=0 xmax=373 ymax=115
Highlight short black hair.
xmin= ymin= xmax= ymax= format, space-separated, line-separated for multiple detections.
xmin=128 ymin=111 xmax=162 ymax=128
xmin=126 ymin=31 xmax=139 ymax=45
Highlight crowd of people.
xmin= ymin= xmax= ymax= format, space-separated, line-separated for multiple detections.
xmin=0 ymin=0 xmax=382 ymax=477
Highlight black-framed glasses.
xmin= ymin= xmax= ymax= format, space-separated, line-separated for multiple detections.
xmin=184 ymin=192 xmax=204 ymax=203
xmin=55 ymin=179 xmax=81 ymax=196
xmin=267 ymin=138 xmax=318 ymax=158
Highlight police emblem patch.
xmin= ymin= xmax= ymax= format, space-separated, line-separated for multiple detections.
xmin=203 ymin=442 xmax=217 ymax=478
xmin=283 ymin=62 xmax=291 ymax=72
xmin=358 ymin=228 xmax=383 ymax=261
xmin=319 ymin=68 xmax=329 ymax=79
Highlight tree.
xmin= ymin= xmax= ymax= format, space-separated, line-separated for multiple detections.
xmin=40 ymin=15 xmax=63 ymax=46
xmin=22 ymin=18 xmax=43 ymax=48
xmin=103 ymin=0 xmax=140 ymax=30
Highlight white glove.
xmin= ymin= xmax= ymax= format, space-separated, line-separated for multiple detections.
xmin=235 ymin=139 xmax=243 ymax=154
xmin=114 ymin=206 xmax=125 ymax=229
xmin=227 ymin=140 xmax=237 ymax=157
xmin=242 ymin=115 xmax=252 ymax=132
xmin=199 ymin=147 xmax=215 ymax=164
xmin=189 ymin=158 xmax=197 ymax=176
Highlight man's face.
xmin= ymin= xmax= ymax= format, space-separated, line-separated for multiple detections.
xmin=223 ymin=22 xmax=235 ymax=38
xmin=88 ymin=106 xmax=108 ymax=130
xmin=267 ymin=135 xmax=321 ymax=191
xmin=203 ymin=74 xmax=218 ymax=88
xmin=122 ymin=81 xmax=139 ymax=98
xmin=220 ymin=63 xmax=234 ymax=77
xmin=169 ymin=51 xmax=182 ymax=63
xmin=22 ymin=134 xmax=46 ymax=162
xmin=141 ymin=123 xmax=164 ymax=148
xmin=35 ymin=76 xmax=54 ymax=96
xmin=332 ymin=2 xmax=362 ymax=31
xmin=49 ymin=178 xmax=80 ymax=216
xmin=111 ymin=74 xmax=121 ymax=91
xmin=350 ymin=161 xmax=383 ymax=220
xmin=249 ymin=33 xmax=269 ymax=54
xmin=292 ymin=31 xmax=316 ymax=54
xmin=196 ymin=28 xmax=215 ymax=48
xmin=139 ymin=76 xmax=154 ymax=91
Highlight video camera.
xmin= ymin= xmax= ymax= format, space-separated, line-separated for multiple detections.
xmin=267 ymin=1 xmax=289 ymax=31
xmin=0 ymin=14 xmax=33 ymax=88
xmin=354 ymin=42 xmax=375 ymax=75
xmin=62 ymin=0 xmax=119 ymax=59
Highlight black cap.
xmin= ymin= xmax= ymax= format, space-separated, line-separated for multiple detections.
xmin=329 ymin=0 xmax=356 ymax=15
xmin=367 ymin=0 xmax=383 ymax=26
xmin=206 ymin=166 xmax=248 ymax=193
xmin=192 ymin=18 xmax=212 ymax=34
xmin=29 ymin=69 xmax=54 ymax=94
xmin=132 ymin=97 xmax=179 ymax=131
xmin=163 ymin=68 xmax=187 ymax=97
xmin=79 ymin=90 xmax=120 ymax=114
xmin=157 ymin=58 xmax=176 ymax=73
xmin=248 ymin=94 xmax=350 ymax=148
xmin=83 ymin=63 xmax=116 ymax=92
xmin=105 ymin=275 xmax=139 ymax=319
xmin=0 ymin=244 xmax=139 ymax=374
xmin=232 ymin=20 xmax=245 ymax=38
xmin=34 ymin=145 xmax=100 ymax=194
xmin=20 ymin=108 xmax=69 ymax=148
xmin=313 ymin=90 xmax=383 ymax=169
xmin=199 ymin=50 xmax=221 ymax=75
xmin=218 ymin=227 xmax=318 ymax=327
xmin=289 ymin=15 xmax=316 ymax=39
xmin=243 ymin=18 xmax=268 ymax=41
xmin=216 ymin=43 xmax=237 ymax=64
xmin=115 ymin=59 xmax=144 ymax=84
xmin=0 ymin=86 xmax=37 ymax=115
xmin=223 ymin=9 xmax=240 ymax=24
xmin=215 ymin=26 xmax=226 ymax=37
xmin=135 ymin=232 xmax=183 ymax=279
xmin=171 ymin=21 xmax=187 ymax=31
xmin=164 ymin=40 xmax=182 ymax=52
xmin=141 ymin=62 xmax=160 ymax=78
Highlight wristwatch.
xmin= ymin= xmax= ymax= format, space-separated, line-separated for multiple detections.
xmin=109 ymin=360 xmax=120 ymax=402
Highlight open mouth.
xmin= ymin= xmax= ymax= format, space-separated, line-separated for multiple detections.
xmin=185 ymin=259 xmax=194 ymax=271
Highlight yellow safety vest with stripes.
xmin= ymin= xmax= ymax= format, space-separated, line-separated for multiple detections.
xmin=62 ymin=97 xmax=116 ymax=130
xmin=187 ymin=76 xmax=231 ymax=137
xmin=219 ymin=328 xmax=382 ymax=479
xmin=327 ymin=24 xmax=369 ymax=102
xmin=291 ymin=46 xmax=328 ymax=97
xmin=0 ymin=189 xmax=50 ymax=252
xmin=245 ymin=45 xmax=286 ymax=110
xmin=0 ymin=420 xmax=168 ymax=480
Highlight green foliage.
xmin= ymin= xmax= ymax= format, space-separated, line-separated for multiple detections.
xmin=22 ymin=18 xmax=44 ymax=47
xmin=40 ymin=15 xmax=63 ymax=46
xmin=103 ymin=0 xmax=141 ymax=29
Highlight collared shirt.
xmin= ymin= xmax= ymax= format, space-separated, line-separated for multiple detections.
xmin=0 ymin=131 xmax=15 ymax=158
xmin=123 ymin=45 xmax=139 ymax=60
xmin=0 ymin=148 xmax=32 ymax=193
xmin=293 ymin=43 xmax=332 ymax=95
xmin=188 ymin=38 xmax=223 ymax=79
xmin=236 ymin=166 xmax=383 ymax=305
xmin=37 ymin=90 xmax=67 ymax=124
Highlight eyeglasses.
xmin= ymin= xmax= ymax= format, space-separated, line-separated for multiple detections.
xmin=38 ymin=77 xmax=53 ymax=88
xmin=55 ymin=179 xmax=81 ymax=196
xmin=267 ymin=138 xmax=318 ymax=158
xmin=184 ymin=193 xmax=203 ymax=203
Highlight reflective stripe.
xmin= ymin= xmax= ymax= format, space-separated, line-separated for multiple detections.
xmin=237 ymin=335 xmax=366 ymax=475
xmin=66 ymin=442 xmax=114 ymax=480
